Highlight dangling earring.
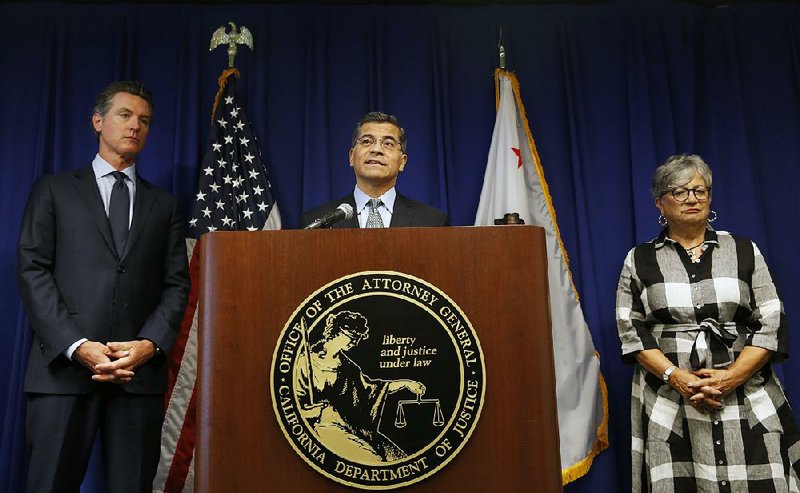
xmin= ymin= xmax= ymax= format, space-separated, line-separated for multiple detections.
xmin=658 ymin=214 xmax=668 ymax=227
xmin=708 ymin=210 xmax=717 ymax=223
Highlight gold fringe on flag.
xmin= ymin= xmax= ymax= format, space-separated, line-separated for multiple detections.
xmin=211 ymin=68 xmax=240 ymax=123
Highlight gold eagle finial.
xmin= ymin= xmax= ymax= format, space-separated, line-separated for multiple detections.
xmin=210 ymin=22 xmax=254 ymax=68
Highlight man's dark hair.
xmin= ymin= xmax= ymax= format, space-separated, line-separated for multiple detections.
xmin=91 ymin=81 xmax=154 ymax=137
xmin=351 ymin=111 xmax=407 ymax=153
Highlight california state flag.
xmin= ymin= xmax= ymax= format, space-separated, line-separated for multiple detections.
xmin=475 ymin=69 xmax=608 ymax=484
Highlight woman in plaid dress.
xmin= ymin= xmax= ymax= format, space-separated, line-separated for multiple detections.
xmin=616 ymin=154 xmax=800 ymax=492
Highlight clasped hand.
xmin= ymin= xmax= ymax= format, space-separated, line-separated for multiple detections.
xmin=670 ymin=367 xmax=736 ymax=413
xmin=74 ymin=339 xmax=156 ymax=384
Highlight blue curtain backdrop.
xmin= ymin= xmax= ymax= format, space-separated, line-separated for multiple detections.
xmin=2 ymin=1 xmax=799 ymax=491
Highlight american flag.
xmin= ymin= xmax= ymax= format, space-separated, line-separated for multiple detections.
xmin=189 ymin=71 xmax=280 ymax=235
xmin=153 ymin=68 xmax=281 ymax=493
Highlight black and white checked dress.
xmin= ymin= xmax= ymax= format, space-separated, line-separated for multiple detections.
xmin=616 ymin=227 xmax=800 ymax=492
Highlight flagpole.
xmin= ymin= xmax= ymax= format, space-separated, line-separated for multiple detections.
xmin=496 ymin=28 xmax=506 ymax=111
xmin=497 ymin=26 xmax=506 ymax=69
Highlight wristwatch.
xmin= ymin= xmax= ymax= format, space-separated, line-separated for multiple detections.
xmin=662 ymin=365 xmax=678 ymax=382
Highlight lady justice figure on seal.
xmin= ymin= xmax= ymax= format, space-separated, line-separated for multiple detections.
xmin=295 ymin=310 xmax=426 ymax=463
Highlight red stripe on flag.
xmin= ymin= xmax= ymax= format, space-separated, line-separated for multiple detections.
xmin=165 ymin=240 xmax=202 ymax=406
xmin=164 ymin=387 xmax=198 ymax=492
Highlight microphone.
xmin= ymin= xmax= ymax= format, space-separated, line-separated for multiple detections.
xmin=304 ymin=203 xmax=354 ymax=230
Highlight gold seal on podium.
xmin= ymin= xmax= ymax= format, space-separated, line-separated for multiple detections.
xmin=271 ymin=271 xmax=485 ymax=490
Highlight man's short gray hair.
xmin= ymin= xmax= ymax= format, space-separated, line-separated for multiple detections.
xmin=651 ymin=154 xmax=713 ymax=200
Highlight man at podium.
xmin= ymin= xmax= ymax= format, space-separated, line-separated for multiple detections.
xmin=300 ymin=112 xmax=449 ymax=228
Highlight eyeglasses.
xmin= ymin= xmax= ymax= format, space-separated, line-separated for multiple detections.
xmin=662 ymin=186 xmax=711 ymax=203
xmin=355 ymin=135 xmax=402 ymax=152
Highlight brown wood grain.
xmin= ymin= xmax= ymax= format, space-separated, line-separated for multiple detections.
xmin=196 ymin=226 xmax=562 ymax=492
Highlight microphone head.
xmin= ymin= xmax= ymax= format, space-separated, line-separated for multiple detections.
xmin=337 ymin=203 xmax=354 ymax=220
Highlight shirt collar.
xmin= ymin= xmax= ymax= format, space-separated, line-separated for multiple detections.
xmin=353 ymin=185 xmax=396 ymax=214
xmin=92 ymin=154 xmax=136 ymax=181
xmin=653 ymin=224 xmax=719 ymax=249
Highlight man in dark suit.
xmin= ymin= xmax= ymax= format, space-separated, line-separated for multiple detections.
xmin=300 ymin=112 xmax=449 ymax=228
xmin=17 ymin=81 xmax=190 ymax=492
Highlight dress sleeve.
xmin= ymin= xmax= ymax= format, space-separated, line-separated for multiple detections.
xmin=746 ymin=241 xmax=787 ymax=360
xmin=616 ymin=247 xmax=659 ymax=362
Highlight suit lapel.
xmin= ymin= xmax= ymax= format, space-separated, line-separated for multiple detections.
xmin=389 ymin=193 xmax=415 ymax=227
xmin=73 ymin=165 xmax=118 ymax=256
xmin=123 ymin=176 xmax=156 ymax=259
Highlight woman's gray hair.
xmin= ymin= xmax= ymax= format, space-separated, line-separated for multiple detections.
xmin=651 ymin=154 xmax=713 ymax=200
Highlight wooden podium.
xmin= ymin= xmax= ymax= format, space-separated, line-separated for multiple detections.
xmin=195 ymin=226 xmax=562 ymax=492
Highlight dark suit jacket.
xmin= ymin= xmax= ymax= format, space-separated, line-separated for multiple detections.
xmin=17 ymin=164 xmax=190 ymax=395
xmin=300 ymin=193 xmax=449 ymax=228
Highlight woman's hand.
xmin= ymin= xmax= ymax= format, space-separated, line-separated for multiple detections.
xmin=667 ymin=368 xmax=700 ymax=400
xmin=686 ymin=368 xmax=739 ymax=413
xmin=688 ymin=346 xmax=773 ymax=407
xmin=689 ymin=368 xmax=739 ymax=397
xmin=634 ymin=349 xmax=721 ymax=412
xmin=669 ymin=368 xmax=723 ymax=413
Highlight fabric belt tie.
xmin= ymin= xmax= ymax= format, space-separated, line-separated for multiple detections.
xmin=661 ymin=319 xmax=745 ymax=369
xmin=694 ymin=319 xmax=740 ymax=369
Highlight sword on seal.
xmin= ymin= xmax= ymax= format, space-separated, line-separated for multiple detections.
xmin=300 ymin=317 xmax=315 ymax=405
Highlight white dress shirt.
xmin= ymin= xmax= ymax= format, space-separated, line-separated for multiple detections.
xmin=353 ymin=186 xmax=396 ymax=228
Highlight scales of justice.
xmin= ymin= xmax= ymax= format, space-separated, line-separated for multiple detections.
xmin=394 ymin=396 xmax=445 ymax=428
